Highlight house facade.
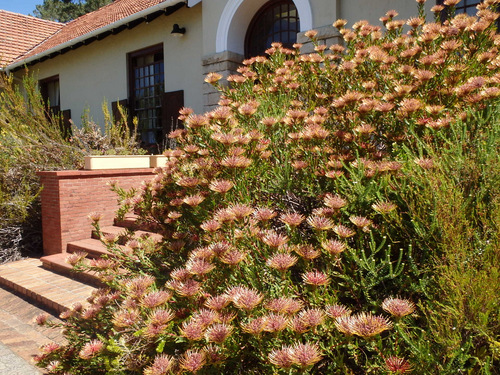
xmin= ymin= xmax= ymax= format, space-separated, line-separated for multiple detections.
xmin=1 ymin=0 xmax=471 ymax=148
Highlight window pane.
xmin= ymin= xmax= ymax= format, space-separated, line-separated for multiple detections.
xmin=130 ymin=46 xmax=165 ymax=146
xmin=246 ymin=1 xmax=300 ymax=58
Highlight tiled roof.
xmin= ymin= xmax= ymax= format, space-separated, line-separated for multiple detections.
xmin=0 ymin=10 xmax=63 ymax=66
xmin=6 ymin=0 xmax=184 ymax=67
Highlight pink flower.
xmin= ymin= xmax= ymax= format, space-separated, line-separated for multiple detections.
xmin=79 ymin=339 xmax=104 ymax=360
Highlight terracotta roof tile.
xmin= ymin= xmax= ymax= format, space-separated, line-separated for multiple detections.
xmin=0 ymin=10 xmax=63 ymax=66
xmin=16 ymin=0 xmax=176 ymax=63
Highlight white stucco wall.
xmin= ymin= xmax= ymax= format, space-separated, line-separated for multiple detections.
xmin=18 ymin=4 xmax=202 ymax=128
xmin=340 ymin=0 xmax=433 ymax=27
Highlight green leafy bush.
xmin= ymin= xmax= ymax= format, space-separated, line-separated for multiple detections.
xmin=0 ymin=73 xmax=143 ymax=262
xmin=35 ymin=1 xmax=499 ymax=374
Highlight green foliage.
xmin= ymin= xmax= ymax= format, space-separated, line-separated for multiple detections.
xmin=0 ymin=72 xmax=143 ymax=262
xmin=36 ymin=2 xmax=499 ymax=374
xmin=33 ymin=0 xmax=113 ymax=23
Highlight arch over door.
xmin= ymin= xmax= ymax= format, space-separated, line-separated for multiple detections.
xmin=216 ymin=0 xmax=313 ymax=55
xmin=245 ymin=0 xmax=300 ymax=58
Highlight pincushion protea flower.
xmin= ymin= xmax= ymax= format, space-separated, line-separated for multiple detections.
xmin=289 ymin=342 xmax=323 ymax=368
xmin=87 ymin=211 xmax=103 ymax=222
xmin=200 ymin=219 xmax=221 ymax=232
xmin=372 ymin=200 xmax=397 ymax=214
xmin=186 ymin=258 xmax=215 ymax=276
xmin=263 ymin=313 xmax=289 ymax=333
xmin=253 ymin=208 xmax=277 ymax=222
xmin=141 ymin=290 xmax=172 ymax=308
xmin=231 ymin=286 xmax=263 ymax=311
xmin=321 ymin=239 xmax=346 ymax=255
xmin=220 ymin=249 xmax=247 ymax=265
xmin=323 ymin=193 xmax=347 ymax=209
xmin=66 ymin=251 xmax=87 ymax=266
xmin=113 ymin=309 xmax=140 ymax=328
xmin=192 ymin=309 xmax=219 ymax=328
xmin=175 ymin=279 xmax=201 ymax=297
xmin=385 ymin=356 xmax=413 ymax=373
xmin=279 ymin=212 xmax=305 ymax=227
xmin=337 ymin=312 xmax=393 ymax=338
xmin=228 ymin=204 xmax=254 ymax=220
xmin=183 ymin=194 xmax=205 ymax=207
xmin=208 ymin=179 xmax=234 ymax=193
xmin=333 ymin=224 xmax=356 ymax=238
xmin=269 ymin=346 xmax=294 ymax=369
xmin=179 ymin=350 xmax=206 ymax=373
xmin=180 ymin=320 xmax=205 ymax=341
xmin=325 ymin=304 xmax=352 ymax=318
xmin=302 ymin=270 xmax=330 ymax=286
xmin=294 ymin=244 xmax=320 ymax=260
xmin=262 ymin=231 xmax=289 ymax=248
xmin=205 ymin=323 xmax=234 ymax=343
xmin=241 ymin=316 xmax=266 ymax=335
xmin=307 ymin=215 xmax=334 ymax=230
xmin=79 ymin=339 xmax=104 ymax=360
xmin=267 ymin=253 xmax=298 ymax=272
xmin=34 ymin=313 xmax=49 ymax=326
xmin=382 ymin=297 xmax=416 ymax=318
xmin=266 ymin=297 xmax=304 ymax=315
xmin=144 ymin=354 xmax=175 ymax=375
xmin=299 ymin=308 xmax=326 ymax=328
xmin=205 ymin=295 xmax=230 ymax=311
xmin=148 ymin=309 xmax=174 ymax=325
xmin=349 ymin=216 xmax=372 ymax=228
xmin=204 ymin=72 xmax=222 ymax=84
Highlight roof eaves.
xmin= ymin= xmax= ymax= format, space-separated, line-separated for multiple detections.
xmin=5 ymin=0 xmax=186 ymax=73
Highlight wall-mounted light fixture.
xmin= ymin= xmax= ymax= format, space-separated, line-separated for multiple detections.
xmin=171 ymin=24 xmax=186 ymax=37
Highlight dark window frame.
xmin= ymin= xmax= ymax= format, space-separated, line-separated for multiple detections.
xmin=437 ymin=0 xmax=481 ymax=19
xmin=245 ymin=0 xmax=300 ymax=58
xmin=39 ymin=75 xmax=60 ymax=114
xmin=127 ymin=43 xmax=165 ymax=147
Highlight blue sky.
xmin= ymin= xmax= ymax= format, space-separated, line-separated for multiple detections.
xmin=0 ymin=0 xmax=41 ymax=16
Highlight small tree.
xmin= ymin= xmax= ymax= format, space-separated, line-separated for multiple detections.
xmin=33 ymin=0 xmax=113 ymax=22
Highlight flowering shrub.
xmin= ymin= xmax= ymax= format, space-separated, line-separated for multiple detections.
xmin=36 ymin=1 xmax=499 ymax=374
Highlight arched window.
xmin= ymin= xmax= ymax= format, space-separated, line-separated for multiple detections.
xmin=245 ymin=0 xmax=300 ymax=58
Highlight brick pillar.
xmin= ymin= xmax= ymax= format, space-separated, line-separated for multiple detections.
xmin=37 ymin=169 xmax=155 ymax=255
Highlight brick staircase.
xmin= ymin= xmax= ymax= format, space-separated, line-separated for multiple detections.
xmin=0 ymin=214 xmax=160 ymax=314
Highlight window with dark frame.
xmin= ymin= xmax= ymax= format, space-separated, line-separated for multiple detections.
xmin=39 ymin=75 xmax=71 ymax=137
xmin=438 ymin=0 xmax=481 ymax=18
xmin=128 ymin=44 xmax=165 ymax=147
xmin=437 ymin=1 xmax=499 ymax=28
xmin=39 ymin=75 xmax=60 ymax=114
xmin=245 ymin=0 xmax=300 ymax=58
xmin=454 ymin=0 xmax=481 ymax=16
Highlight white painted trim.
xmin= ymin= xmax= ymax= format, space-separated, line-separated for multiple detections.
xmin=6 ymin=0 xmax=186 ymax=72
xmin=216 ymin=0 xmax=313 ymax=53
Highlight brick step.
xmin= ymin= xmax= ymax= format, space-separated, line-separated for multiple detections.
xmin=95 ymin=225 xmax=163 ymax=245
xmin=40 ymin=253 xmax=104 ymax=288
xmin=0 ymin=258 xmax=97 ymax=314
xmin=114 ymin=213 xmax=159 ymax=232
xmin=67 ymin=238 xmax=115 ymax=258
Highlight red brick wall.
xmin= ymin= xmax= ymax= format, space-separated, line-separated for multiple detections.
xmin=37 ymin=169 xmax=155 ymax=255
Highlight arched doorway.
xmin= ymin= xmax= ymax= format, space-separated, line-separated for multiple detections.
xmin=245 ymin=0 xmax=300 ymax=58
xmin=216 ymin=0 xmax=313 ymax=55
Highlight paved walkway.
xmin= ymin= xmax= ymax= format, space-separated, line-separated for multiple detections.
xmin=0 ymin=286 xmax=65 ymax=374
xmin=0 ymin=342 xmax=40 ymax=375
xmin=0 ymin=258 xmax=97 ymax=313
